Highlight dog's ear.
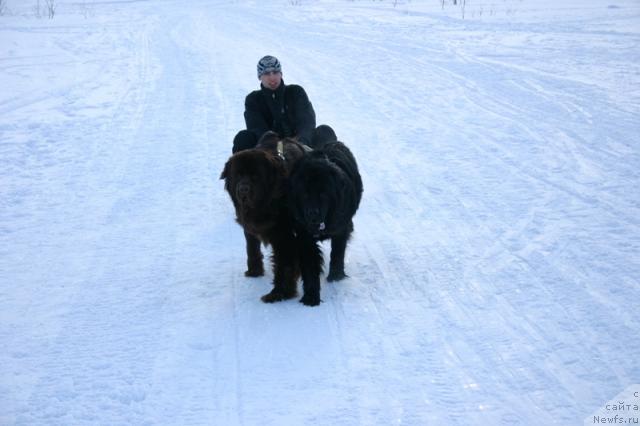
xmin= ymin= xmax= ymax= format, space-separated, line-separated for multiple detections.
xmin=220 ymin=161 xmax=229 ymax=180
xmin=336 ymin=169 xmax=352 ymax=202
xmin=267 ymin=156 xmax=286 ymax=198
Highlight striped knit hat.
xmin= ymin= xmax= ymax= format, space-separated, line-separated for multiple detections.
xmin=257 ymin=55 xmax=281 ymax=78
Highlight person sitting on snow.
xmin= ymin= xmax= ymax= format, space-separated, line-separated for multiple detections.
xmin=232 ymin=55 xmax=337 ymax=153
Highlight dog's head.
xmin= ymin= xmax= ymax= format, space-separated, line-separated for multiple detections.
xmin=220 ymin=149 xmax=284 ymax=214
xmin=289 ymin=155 xmax=347 ymax=235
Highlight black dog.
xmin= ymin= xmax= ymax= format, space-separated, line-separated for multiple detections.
xmin=288 ymin=141 xmax=363 ymax=306
xmin=220 ymin=133 xmax=306 ymax=303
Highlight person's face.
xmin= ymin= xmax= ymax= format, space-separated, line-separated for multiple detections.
xmin=260 ymin=71 xmax=282 ymax=90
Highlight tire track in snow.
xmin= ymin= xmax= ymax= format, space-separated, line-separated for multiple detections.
xmin=9 ymin=8 xmax=226 ymax=424
xmin=4 ymin=2 xmax=638 ymax=425
xmin=1 ymin=14 xmax=159 ymax=425
xmin=238 ymin=4 xmax=639 ymax=423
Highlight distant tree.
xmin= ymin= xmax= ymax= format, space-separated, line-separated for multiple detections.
xmin=45 ymin=0 xmax=55 ymax=18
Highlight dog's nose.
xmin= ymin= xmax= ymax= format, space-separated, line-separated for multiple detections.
xmin=237 ymin=182 xmax=250 ymax=198
xmin=306 ymin=207 xmax=321 ymax=224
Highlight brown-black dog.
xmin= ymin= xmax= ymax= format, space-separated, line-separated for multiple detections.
xmin=220 ymin=132 xmax=306 ymax=303
xmin=288 ymin=141 xmax=363 ymax=306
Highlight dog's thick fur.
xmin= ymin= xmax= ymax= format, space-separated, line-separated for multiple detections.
xmin=220 ymin=132 xmax=306 ymax=303
xmin=288 ymin=141 xmax=363 ymax=306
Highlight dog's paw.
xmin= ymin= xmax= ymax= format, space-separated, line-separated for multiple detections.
xmin=327 ymin=269 xmax=347 ymax=282
xmin=299 ymin=293 xmax=321 ymax=307
xmin=261 ymin=291 xmax=284 ymax=303
xmin=245 ymin=266 xmax=264 ymax=277
xmin=261 ymin=289 xmax=296 ymax=303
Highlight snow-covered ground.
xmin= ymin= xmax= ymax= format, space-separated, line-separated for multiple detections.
xmin=1 ymin=0 xmax=639 ymax=424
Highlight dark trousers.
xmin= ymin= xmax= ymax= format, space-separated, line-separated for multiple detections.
xmin=232 ymin=130 xmax=259 ymax=154
xmin=232 ymin=125 xmax=337 ymax=153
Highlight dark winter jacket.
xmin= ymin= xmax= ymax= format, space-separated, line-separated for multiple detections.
xmin=244 ymin=80 xmax=316 ymax=146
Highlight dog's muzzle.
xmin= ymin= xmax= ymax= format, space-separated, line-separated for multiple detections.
xmin=236 ymin=181 xmax=251 ymax=204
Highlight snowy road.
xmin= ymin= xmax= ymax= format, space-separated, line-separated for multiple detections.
xmin=1 ymin=1 xmax=639 ymax=425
